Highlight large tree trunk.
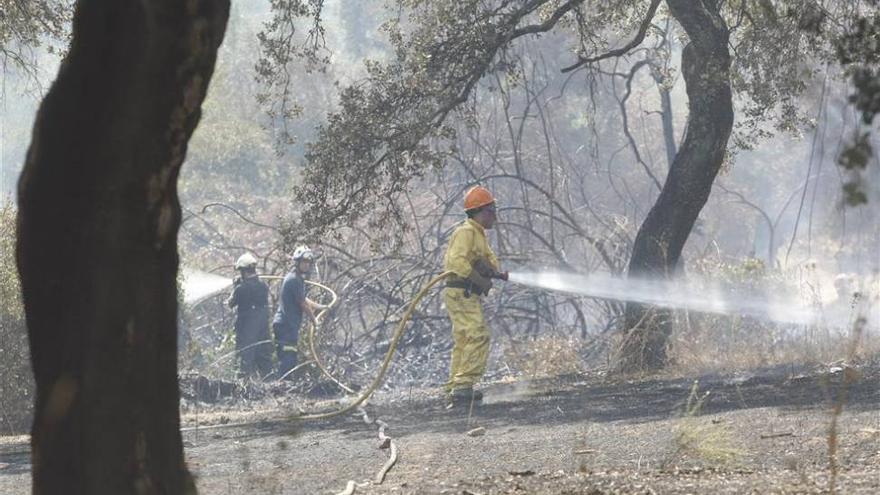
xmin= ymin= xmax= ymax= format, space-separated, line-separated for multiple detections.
xmin=617 ymin=0 xmax=734 ymax=373
xmin=16 ymin=1 xmax=228 ymax=493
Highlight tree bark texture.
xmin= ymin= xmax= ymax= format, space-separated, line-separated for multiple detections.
xmin=618 ymin=0 xmax=734 ymax=372
xmin=16 ymin=1 xmax=229 ymax=493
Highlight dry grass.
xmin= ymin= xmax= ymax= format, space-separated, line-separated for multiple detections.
xmin=501 ymin=335 xmax=585 ymax=379
xmin=668 ymin=381 xmax=745 ymax=467
xmin=668 ymin=309 xmax=880 ymax=376
xmin=663 ymin=257 xmax=880 ymax=376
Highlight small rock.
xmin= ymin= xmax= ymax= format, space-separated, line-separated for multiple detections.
xmin=466 ymin=427 xmax=486 ymax=437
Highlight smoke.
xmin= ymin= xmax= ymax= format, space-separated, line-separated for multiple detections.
xmin=508 ymin=271 xmax=833 ymax=326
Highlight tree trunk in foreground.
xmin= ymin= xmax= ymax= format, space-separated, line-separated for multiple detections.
xmin=16 ymin=1 xmax=228 ymax=493
xmin=617 ymin=0 xmax=734 ymax=373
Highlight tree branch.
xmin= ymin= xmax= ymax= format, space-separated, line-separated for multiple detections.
xmin=561 ymin=0 xmax=662 ymax=73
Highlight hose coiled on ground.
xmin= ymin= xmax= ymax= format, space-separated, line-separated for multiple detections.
xmin=296 ymin=271 xmax=453 ymax=421
xmin=303 ymin=280 xmax=356 ymax=394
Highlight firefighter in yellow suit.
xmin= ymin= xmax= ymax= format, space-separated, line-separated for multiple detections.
xmin=443 ymin=186 xmax=508 ymax=406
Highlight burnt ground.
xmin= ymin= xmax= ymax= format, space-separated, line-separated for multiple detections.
xmin=1 ymin=361 xmax=879 ymax=494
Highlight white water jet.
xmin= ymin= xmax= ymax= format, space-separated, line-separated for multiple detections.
xmin=180 ymin=267 xmax=233 ymax=305
xmin=508 ymin=271 xmax=819 ymax=325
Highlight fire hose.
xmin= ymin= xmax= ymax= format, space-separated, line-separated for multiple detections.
xmin=296 ymin=271 xmax=453 ymax=421
xmin=303 ymin=279 xmax=356 ymax=394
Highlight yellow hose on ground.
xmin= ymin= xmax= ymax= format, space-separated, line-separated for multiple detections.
xmin=296 ymin=271 xmax=453 ymax=421
xmin=304 ymin=280 xmax=357 ymax=394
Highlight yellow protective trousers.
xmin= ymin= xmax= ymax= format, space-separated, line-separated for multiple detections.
xmin=444 ymin=287 xmax=490 ymax=390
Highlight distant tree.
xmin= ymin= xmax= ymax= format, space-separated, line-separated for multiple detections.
xmin=16 ymin=2 xmax=229 ymax=493
xmin=261 ymin=0 xmax=842 ymax=372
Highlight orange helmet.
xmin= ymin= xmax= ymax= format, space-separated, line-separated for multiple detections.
xmin=464 ymin=186 xmax=496 ymax=211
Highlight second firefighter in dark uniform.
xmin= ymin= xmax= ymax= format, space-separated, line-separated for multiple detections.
xmin=227 ymin=253 xmax=272 ymax=379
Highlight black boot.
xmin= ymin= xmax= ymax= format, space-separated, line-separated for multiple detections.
xmin=450 ymin=386 xmax=483 ymax=405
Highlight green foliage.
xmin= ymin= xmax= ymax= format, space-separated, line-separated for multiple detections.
xmin=834 ymin=4 xmax=879 ymax=207
xmin=0 ymin=203 xmax=34 ymax=434
xmin=837 ymin=132 xmax=872 ymax=206
xmin=836 ymin=7 xmax=880 ymax=124
xmin=0 ymin=0 xmax=72 ymax=73
xmin=728 ymin=0 xmax=831 ymax=139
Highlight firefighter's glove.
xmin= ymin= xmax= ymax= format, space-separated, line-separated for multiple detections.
xmin=467 ymin=269 xmax=493 ymax=296
xmin=473 ymin=257 xmax=508 ymax=281
xmin=472 ymin=258 xmax=495 ymax=277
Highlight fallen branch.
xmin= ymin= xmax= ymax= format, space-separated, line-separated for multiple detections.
xmin=466 ymin=426 xmax=486 ymax=437
xmin=574 ymin=449 xmax=596 ymax=455
xmin=760 ymin=432 xmax=794 ymax=439
xmin=509 ymin=469 xmax=536 ymax=476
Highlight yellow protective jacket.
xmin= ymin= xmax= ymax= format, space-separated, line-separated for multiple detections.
xmin=443 ymin=219 xmax=499 ymax=280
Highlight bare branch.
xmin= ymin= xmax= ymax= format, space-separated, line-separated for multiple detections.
xmin=201 ymin=202 xmax=281 ymax=232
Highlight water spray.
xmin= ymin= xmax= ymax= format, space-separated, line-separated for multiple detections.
xmin=508 ymin=270 xmax=819 ymax=325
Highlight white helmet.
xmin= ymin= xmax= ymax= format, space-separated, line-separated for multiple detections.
xmin=234 ymin=253 xmax=258 ymax=270
xmin=292 ymin=245 xmax=315 ymax=262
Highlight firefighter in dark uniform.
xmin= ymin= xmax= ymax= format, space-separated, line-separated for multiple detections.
xmin=227 ymin=253 xmax=272 ymax=379
xmin=272 ymin=245 xmax=327 ymax=379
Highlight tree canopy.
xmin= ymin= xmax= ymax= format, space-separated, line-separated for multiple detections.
xmin=256 ymin=0 xmax=854 ymax=241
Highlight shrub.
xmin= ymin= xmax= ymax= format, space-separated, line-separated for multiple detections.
xmin=0 ymin=203 xmax=34 ymax=434
xmin=668 ymin=381 xmax=744 ymax=467
xmin=501 ymin=335 xmax=585 ymax=380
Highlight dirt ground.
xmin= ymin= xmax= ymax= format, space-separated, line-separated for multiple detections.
xmin=2 ymin=361 xmax=879 ymax=494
